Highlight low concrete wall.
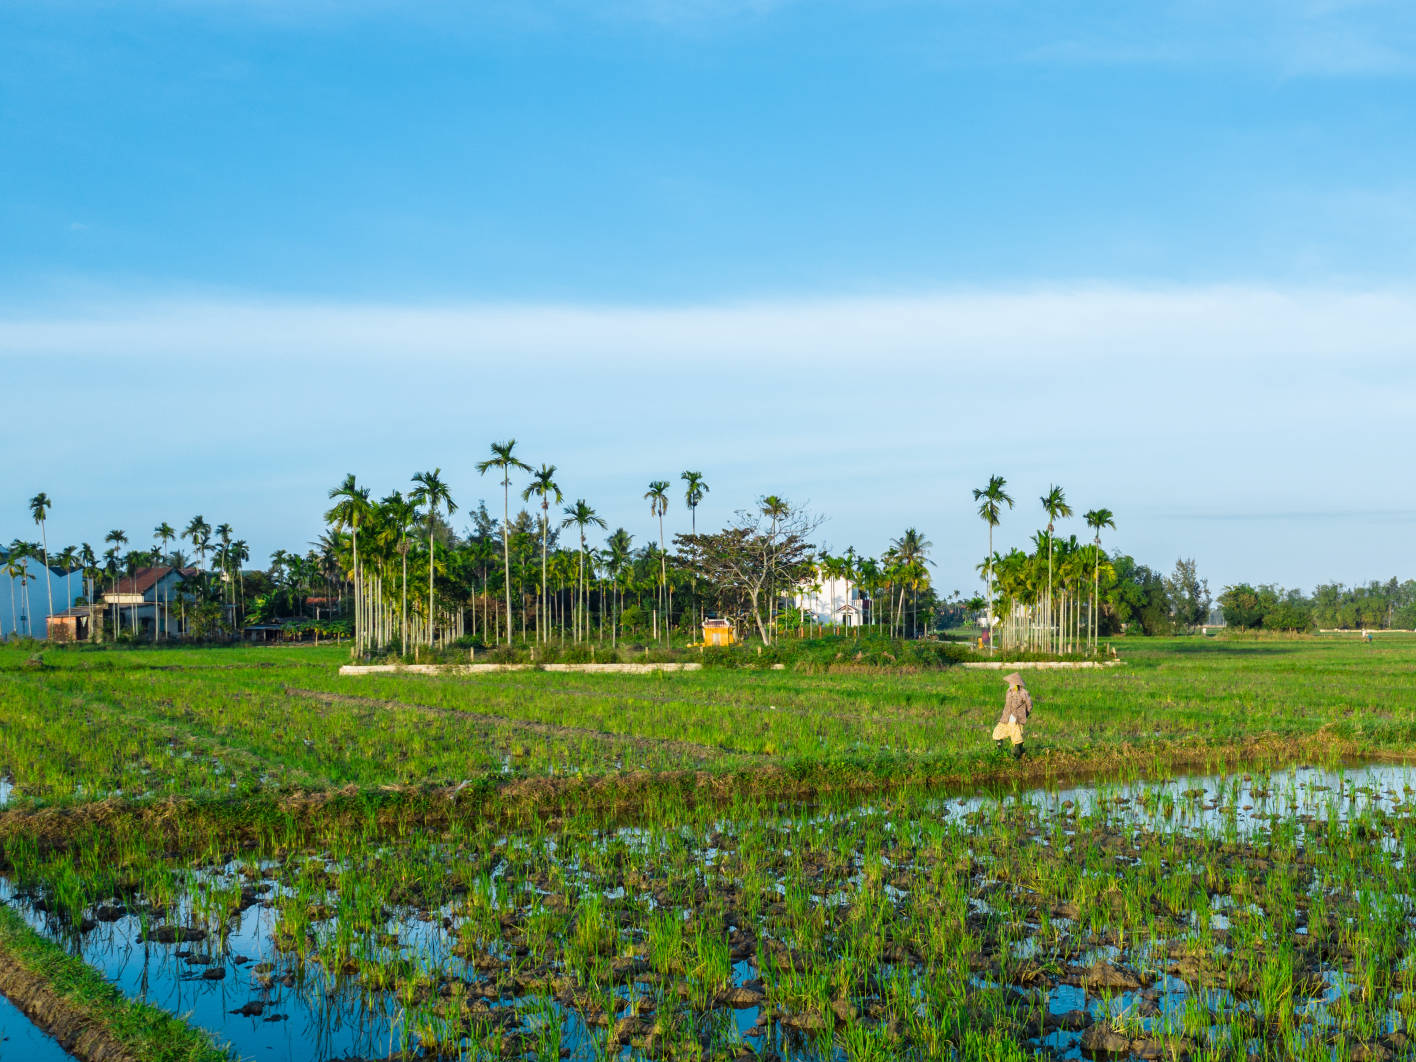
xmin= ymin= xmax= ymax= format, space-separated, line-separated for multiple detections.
xmin=339 ymin=662 xmax=709 ymax=677
xmin=961 ymin=660 xmax=1124 ymax=670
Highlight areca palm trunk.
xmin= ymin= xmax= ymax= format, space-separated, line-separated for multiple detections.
xmin=577 ymin=539 xmax=585 ymax=642
xmin=1093 ymin=553 xmax=1100 ymax=654
xmin=39 ymin=524 xmax=52 ymax=631
xmin=540 ymin=507 xmax=549 ymax=645
xmin=427 ymin=520 xmax=436 ymax=649
xmin=986 ymin=524 xmax=994 ymax=648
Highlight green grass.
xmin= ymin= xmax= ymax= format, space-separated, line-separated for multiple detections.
xmin=2 ymin=635 xmax=1415 ymax=1061
xmin=2 ymin=635 xmax=1412 ymax=808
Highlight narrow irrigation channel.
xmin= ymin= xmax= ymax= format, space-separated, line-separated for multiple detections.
xmin=0 ymin=990 xmax=73 ymax=1062
xmin=2 ymin=762 xmax=1415 ymax=1061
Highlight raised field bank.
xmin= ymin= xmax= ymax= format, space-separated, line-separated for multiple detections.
xmin=1 ymin=635 xmax=1414 ymax=1061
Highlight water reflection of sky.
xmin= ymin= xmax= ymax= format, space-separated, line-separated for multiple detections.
xmin=0 ymin=991 xmax=71 ymax=1062
xmin=2 ymin=762 xmax=1414 ymax=1060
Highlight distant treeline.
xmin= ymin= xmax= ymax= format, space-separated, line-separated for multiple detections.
xmin=1217 ymin=579 xmax=1416 ymax=632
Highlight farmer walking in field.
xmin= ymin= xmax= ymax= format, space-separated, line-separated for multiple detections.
xmin=992 ymin=672 xmax=1032 ymax=760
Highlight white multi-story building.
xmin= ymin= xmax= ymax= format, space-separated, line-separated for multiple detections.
xmin=793 ymin=569 xmax=868 ymax=628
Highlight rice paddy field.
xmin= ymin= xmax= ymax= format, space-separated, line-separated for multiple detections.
xmin=0 ymin=635 xmax=1414 ymax=1062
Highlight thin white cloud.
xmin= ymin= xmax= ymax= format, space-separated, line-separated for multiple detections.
xmin=3 ymin=285 xmax=1415 ymax=366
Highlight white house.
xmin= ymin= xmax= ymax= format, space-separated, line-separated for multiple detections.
xmin=793 ymin=568 xmax=868 ymax=628
xmin=0 ymin=549 xmax=85 ymax=640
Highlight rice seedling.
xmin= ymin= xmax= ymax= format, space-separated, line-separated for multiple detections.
xmin=3 ymin=638 xmax=1416 ymax=1060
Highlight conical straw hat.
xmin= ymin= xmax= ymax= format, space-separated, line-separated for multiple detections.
xmin=1002 ymin=672 xmax=1025 ymax=686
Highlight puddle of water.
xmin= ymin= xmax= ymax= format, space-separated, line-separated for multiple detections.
xmin=0 ymin=991 xmax=72 ymax=1062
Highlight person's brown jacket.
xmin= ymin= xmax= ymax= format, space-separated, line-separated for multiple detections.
xmin=997 ymin=686 xmax=1032 ymax=726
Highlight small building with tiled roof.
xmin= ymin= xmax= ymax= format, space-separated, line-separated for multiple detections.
xmin=101 ymin=566 xmax=198 ymax=639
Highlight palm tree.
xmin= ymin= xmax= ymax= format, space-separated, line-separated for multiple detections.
xmin=971 ymin=475 xmax=1013 ymax=649
xmin=1039 ymin=485 xmax=1073 ymax=653
xmin=3 ymin=549 xmax=26 ymax=640
xmin=215 ymin=523 xmax=234 ymax=613
xmin=1083 ymin=507 xmax=1116 ymax=653
xmin=560 ymin=500 xmax=606 ymax=642
xmin=28 ymin=492 xmax=53 ymax=630
xmin=521 ymin=464 xmax=562 ymax=645
xmin=153 ymin=522 xmax=176 ymax=638
xmin=680 ymin=471 xmax=709 ymax=626
xmin=104 ymin=529 xmax=127 ymax=637
xmin=326 ymin=475 xmax=371 ymax=653
xmin=680 ymin=471 xmax=708 ymax=534
xmin=604 ymin=528 xmax=633 ymax=646
xmin=644 ymin=481 xmax=670 ymax=641
xmin=184 ymin=516 xmax=211 ymax=574
xmin=758 ymin=495 xmax=790 ymax=639
xmin=410 ymin=469 xmax=457 ymax=649
xmin=230 ymin=539 xmax=250 ymax=628
xmin=888 ymin=529 xmax=934 ymax=637
xmin=78 ymin=543 xmax=97 ymax=621
xmin=378 ymin=492 xmax=417 ymax=655
xmin=478 ymin=440 xmax=531 ymax=644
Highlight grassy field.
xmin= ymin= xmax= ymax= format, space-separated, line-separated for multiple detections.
xmin=1 ymin=635 xmax=1414 ymax=1061
xmin=2 ymin=635 xmax=1413 ymax=810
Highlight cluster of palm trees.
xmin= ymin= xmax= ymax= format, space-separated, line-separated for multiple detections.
xmin=5 ymin=491 xmax=252 ymax=641
xmin=323 ymin=445 xmax=715 ymax=655
xmin=972 ymin=476 xmax=1116 ymax=654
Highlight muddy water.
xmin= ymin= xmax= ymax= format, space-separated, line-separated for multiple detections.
xmin=0 ymin=992 xmax=71 ymax=1061
xmin=1 ymin=761 xmax=1413 ymax=1062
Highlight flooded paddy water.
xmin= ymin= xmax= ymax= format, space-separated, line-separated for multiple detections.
xmin=3 ymin=762 xmax=1415 ymax=1061
xmin=0 ymin=991 xmax=73 ymax=1062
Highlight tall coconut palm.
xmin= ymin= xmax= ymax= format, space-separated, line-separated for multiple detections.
xmin=521 ymin=464 xmax=562 ymax=644
xmin=477 ymin=440 xmax=531 ymax=644
xmin=410 ymin=469 xmax=456 ymax=649
xmin=28 ymin=492 xmax=53 ymax=630
xmin=1039 ymin=485 xmax=1073 ymax=652
xmin=326 ymin=475 xmax=371 ymax=652
xmin=560 ymin=500 xmax=606 ymax=642
xmin=1083 ymin=507 xmax=1116 ymax=653
xmin=644 ymin=481 xmax=670 ymax=641
xmin=971 ymin=475 xmax=1013 ymax=649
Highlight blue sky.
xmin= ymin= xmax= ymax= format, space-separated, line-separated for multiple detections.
xmin=4 ymin=1 xmax=1415 ymax=595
